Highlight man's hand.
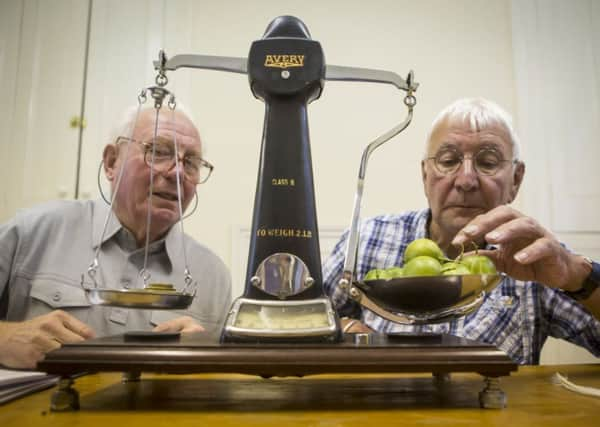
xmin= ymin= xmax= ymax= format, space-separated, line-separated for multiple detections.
xmin=452 ymin=205 xmax=590 ymax=291
xmin=0 ymin=311 xmax=95 ymax=369
xmin=152 ymin=316 xmax=205 ymax=334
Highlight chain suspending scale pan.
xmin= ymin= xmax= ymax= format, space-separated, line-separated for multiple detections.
xmin=81 ymin=75 xmax=196 ymax=310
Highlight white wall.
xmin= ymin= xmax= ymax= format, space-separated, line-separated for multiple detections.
xmin=511 ymin=0 xmax=600 ymax=364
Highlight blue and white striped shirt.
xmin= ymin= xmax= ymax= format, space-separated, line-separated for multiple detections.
xmin=322 ymin=208 xmax=600 ymax=364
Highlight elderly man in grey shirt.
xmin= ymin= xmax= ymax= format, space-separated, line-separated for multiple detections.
xmin=0 ymin=105 xmax=231 ymax=369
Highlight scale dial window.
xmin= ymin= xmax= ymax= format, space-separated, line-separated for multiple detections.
xmin=233 ymin=301 xmax=330 ymax=330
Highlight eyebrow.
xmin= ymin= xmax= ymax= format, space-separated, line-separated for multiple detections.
xmin=437 ymin=142 xmax=457 ymax=151
xmin=147 ymin=137 xmax=202 ymax=156
xmin=436 ymin=142 xmax=505 ymax=152
xmin=148 ymin=136 xmax=175 ymax=145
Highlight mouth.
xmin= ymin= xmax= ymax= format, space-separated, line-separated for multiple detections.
xmin=151 ymin=191 xmax=179 ymax=202
xmin=447 ymin=205 xmax=485 ymax=211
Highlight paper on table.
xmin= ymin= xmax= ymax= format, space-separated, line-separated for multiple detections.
xmin=0 ymin=368 xmax=59 ymax=405
xmin=552 ymin=372 xmax=600 ymax=398
xmin=0 ymin=369 xmax=48 ymax=386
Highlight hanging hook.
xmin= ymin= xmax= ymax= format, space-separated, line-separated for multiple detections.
xmin=182 ymin=268 xmax=196 ymax=296
xmin=138 ymin=88 xmax=148 ymax=105
xmin=139 ymin=268 xmax=151 ymax=287
xmin=404 ymin=71 xmax=417 ymax=108
xmin=84 ymin=258 xmax=100 ymax=289
xmin=168 ymin=94 xmax=177 ymax=110
xmin=148 ymin=86 xmax=170 ymax=109
xmin=155 ymin=50 xmax=169 ymax=88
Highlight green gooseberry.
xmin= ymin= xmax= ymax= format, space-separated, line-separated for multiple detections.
xmin=386 ymin=266 xmax=404 ymax=279
xmin=441 ymin=263 xmax=472 ymax=275
xmin=403 ymin=255 xmax=442 ymax=277
xmin=364 ymin=268 xmax=387 ymax=281
xmin=403 ymin=238 xmax=444 ymax=264
xmin=460 ymin=254 xmax=497 ymax=274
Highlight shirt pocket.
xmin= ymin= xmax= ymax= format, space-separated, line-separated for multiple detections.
xmin=27 ymin=277 xmax=91 ymax=319
xmin=467 ymin=293 xmax=525 ymax=360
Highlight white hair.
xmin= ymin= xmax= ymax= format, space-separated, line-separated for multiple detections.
xmin=425 ymin=98 xmax=521 ymax=160
xmin=107 ymin=100 xmax=200 ymax=151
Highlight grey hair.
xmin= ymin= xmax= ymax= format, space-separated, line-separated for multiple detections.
xmin=107 ymin=101 xmax=200 ymax=150
xmin=424 ymin=98 xmax=521 ymax=160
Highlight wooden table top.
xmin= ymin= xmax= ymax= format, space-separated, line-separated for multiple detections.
xmin=1 ymin=364 xmax=599 ymax=426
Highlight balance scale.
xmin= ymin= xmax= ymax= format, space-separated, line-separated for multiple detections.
xmin=39 ymin=16 xmax=516 ymax=411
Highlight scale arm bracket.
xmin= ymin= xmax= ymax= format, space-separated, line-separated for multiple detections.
xmin=331 ymin=64 xmax=418 ymax=283
xmin=341 ymin=103 xmax=415 ymax=279
xmin=154 ymin=53 xmax=248 ymax=75
xmin=325 ymin=65 xmax=419 ymax=92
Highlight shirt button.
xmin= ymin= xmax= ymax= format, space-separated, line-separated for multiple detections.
xmin=52 ymin=291 xmax=62 ymax=302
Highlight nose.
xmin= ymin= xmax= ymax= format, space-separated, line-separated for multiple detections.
xmin=162 ymin=155 xmax=186 ymax=178
xmin=454 ymin=157 xmax=479 ymax=192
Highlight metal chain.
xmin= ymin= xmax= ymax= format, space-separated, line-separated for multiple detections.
xmin=84 ymin=94 xmax=146 ymax=290
xmin=140 ymin=106 xmax=161 ymax=287
xmin=169 ymin=97 xmax=197 ymax=296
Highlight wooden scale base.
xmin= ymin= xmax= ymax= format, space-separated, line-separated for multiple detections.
xmin=38 ymin=332 xmax=517 ymax=411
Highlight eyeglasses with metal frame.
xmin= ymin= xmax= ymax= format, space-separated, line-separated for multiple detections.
xmin=116 ymin=136 xmax=214 ymax=184
xmin=426 ymin=146 xmax=517 ymax=176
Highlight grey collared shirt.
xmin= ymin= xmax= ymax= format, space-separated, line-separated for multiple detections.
xmin=0 ymin=199 xmax=231 ymax=336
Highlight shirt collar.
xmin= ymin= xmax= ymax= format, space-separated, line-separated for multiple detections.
xmin=417 ymin=208 xmax=432 ymax=239
xmin=92 ymin=198 xmax=121 ymax=249
xmin=164 ymin=223 xmax=183 ymax=270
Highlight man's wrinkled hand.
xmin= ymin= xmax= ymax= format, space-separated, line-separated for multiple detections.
xmin=452 ymin=205 xmax=585 ymax=291
xmin=0 ymin=310 xmax=95 ymax=369
xmin=152 ymin=315 xmax=205 ymax=334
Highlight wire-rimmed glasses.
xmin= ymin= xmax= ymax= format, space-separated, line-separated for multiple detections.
xmin=116 ymin=136 xmax=214 ymax=184
xmin=426 ymin=147 xmax=517 ymax=176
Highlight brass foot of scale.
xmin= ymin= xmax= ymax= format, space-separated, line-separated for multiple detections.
xmin=432 ymin=372 xmax=451 ymax=384
xmin=478 ymin=376 xmax=507 ymax=409
xmin=50 ymin=377 xmax=80 ymax=412
xmin=122 ymin=371 xmax=142 ymax=383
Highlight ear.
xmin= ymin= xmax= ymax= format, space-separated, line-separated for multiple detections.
xmin=508 ymin=161 xmax=525 ymax=202
xmin=421 ymin=159 xmax=429 ymax=196
xmin=103 ymin=144 xmax=119 ymax=182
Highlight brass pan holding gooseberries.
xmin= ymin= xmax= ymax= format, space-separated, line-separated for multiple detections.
xmin=350 ymin=239 xmax=504 ymax=324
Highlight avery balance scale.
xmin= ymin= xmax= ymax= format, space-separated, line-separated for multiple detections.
xmin=39 ymin=16 xmax=516 ymax=411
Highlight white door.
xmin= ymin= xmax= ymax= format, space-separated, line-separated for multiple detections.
xmin=0 ymin=0 xmax=89 ymax=221
xmin=77 ymin=0 xmax=197 ymax=201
